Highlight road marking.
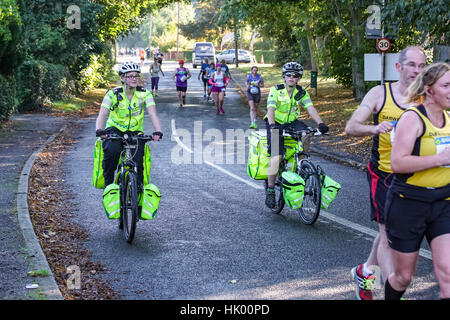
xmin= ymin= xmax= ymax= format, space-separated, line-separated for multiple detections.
xmin=171 ymin=119 xmax=264 ymax=190
xmin=170 ymin=120 xmax=433 ymax=261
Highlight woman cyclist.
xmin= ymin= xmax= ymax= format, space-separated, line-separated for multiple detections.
xmin=95 ymin=61 xmax=163 ymax=189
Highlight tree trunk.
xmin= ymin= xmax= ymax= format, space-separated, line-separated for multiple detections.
xmin=249 ymin=31 xmax=257 ymax=54
xmin=350 ymin=7 xmax=366 ymax=101
xmin=234 ymin=21 xmax=239 ymax=68
xmin=305 ymin=21 xmax=318 ymax=72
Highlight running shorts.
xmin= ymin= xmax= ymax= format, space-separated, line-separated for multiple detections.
xmin=247 ymin=92 xmax=261 ymax=103
xmin=385 ymin=190 xmax=450 ymax=253
xmin=366 ymin=161 xmax=393 ymax=224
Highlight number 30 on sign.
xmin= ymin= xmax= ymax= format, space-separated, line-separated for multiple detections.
xmin=377 ymin=38 xmax=391 ymax=52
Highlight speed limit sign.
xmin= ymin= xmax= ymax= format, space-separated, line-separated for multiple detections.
xmin=377 ymin=38 xmax=391 ymax=52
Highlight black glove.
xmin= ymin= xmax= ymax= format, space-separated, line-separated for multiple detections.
xmin=152 ymin=131 xmax=163 ymax=139
xmin=318 ymin=123 xmax=329 ymax=134
xmin=96 ymin=129 xmax=107 ymax=137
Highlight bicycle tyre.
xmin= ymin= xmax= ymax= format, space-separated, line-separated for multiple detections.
xmin=297 ymin=160 xmax=321 ymax=225
xmin=264 ymin=179 xmax=285 ymax=215
xmin=121 ymin=171 xmax=138 ymax=243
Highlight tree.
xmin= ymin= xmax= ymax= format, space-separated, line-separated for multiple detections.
xmin=180 ymin=0 xmax=224 ymax=45
xmin=383 ymin=0 xmax=449 ymax=46
xmin=0 ymin=0 xmax=22 ymax=74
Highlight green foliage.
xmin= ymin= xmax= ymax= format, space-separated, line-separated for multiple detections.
xmin=180 ymin=0 xmax=223 ymax=44
xmin=95 ymin=0 xmax=179 ymax=41
xmin=254 ymin=50 xmax=276 ymax=64
xmin=0 ymin=73 xmax=17 ymax=120
xmin=18 ymin=0 xmax=106 ymax=88
xmin=79 ymin=53 xmax=113 ymax=90
xmin=0 ymin=0 xmax=22 ymax=74
xmin=383 ymin=0 xmax=449 ymax=46
xmin=17 ymin=60 xmax=74 ymax=111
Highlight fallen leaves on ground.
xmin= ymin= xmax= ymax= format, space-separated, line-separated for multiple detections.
xmin=28 ymin=122 xmax=117 ymax=300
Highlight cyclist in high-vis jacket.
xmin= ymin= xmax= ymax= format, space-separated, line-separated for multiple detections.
xmin=265 ymin=62 xmax=329 ymax=209
xmin=95 ymin=61 xmax=163 ymax=189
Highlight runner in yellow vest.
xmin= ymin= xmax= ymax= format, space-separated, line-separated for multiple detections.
xmin=265 ymin=62 xmax=329 ymax=209
xmin=95 ymin=61 xmax=163 ymax=188
xmin=385 ymin=62 xmax=450 ymax=300
xmin=345 ymin=46 xmax=426 ymax=300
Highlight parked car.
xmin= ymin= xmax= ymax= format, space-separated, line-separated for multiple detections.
xmin=216 ymin=49 xmax=252 ymax=63
xmin=192 ymin=42 xmax=215 ymax=69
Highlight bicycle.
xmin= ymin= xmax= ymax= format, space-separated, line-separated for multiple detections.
xmin=104 ymin=133 xmax=153 ymax=243
xmin=264 ymin=126 xmax=325 ymax=225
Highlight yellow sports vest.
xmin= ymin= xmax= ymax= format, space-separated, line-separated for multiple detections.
xmin=266 ymin=84 xmax=313 ymax=124
xmin=398 ymin=106 xmax=450 ymax=189
xmin=370 ymin=83 xmax=407 ymax=173
xmin=101 ymin=86 xmax=155 ymax=132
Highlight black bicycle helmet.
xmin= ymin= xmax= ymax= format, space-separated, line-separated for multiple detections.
xmin=118 ymin=61 xmax=141 ymax=75
xmin=282 ymin=62 xmax=304 ymax=77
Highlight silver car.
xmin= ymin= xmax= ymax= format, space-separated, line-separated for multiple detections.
xmin=216 ymin=49 xmax=252 ymax=63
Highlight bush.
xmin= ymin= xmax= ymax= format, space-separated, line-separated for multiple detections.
xmin=17 ymin=60 xmax=74 ymax=111
xmin=183 ymin=51 xmax=193 ymax=63
xmin=79 ymin=54 xmax=113 ymax=90
xmin=0 ymin=74 xmax=17 ymax=121
xmin=254 ymin=50 xmax=276 ymax=64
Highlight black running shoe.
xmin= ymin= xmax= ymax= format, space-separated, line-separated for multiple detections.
xmin=265 ymin=189 xmax=276 ymax=209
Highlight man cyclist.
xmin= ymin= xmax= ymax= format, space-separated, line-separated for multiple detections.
xmin=345 ymin=46 xmax=426 ymax=300
xmin=95 ymin=61 xmax=163 ymax=190
xmin=265 ymin=62 xmax=329 ymax=209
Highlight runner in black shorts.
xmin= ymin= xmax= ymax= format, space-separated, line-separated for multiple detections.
xmin=345 ymin=46 xmax=426 ymax=300
xmin=384 ymin=62 xmax=450 ymax=300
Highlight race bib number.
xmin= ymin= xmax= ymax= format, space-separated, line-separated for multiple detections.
xmin=435 ymin=136 xmax=450 ymax=168
xmin=390 ymin=121 xmax=397 ymax=145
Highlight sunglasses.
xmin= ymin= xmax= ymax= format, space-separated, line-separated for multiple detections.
xmin=285 ymin=72 xmax=301 ymax=78
xmin=126 ymin=75 xmax=139 ymax=79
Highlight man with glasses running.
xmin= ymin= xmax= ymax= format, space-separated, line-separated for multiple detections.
xmin=265 ymin=62 xmax=329 ymax=209
xmin=345 ymin=46 xmax=426 ymax=300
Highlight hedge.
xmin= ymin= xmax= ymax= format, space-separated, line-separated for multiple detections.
xmin=17 ymin=60 xmax=74 ymax=112
xmin=0 ymin=74 xmax=17 ymax=121
xmin=253 ymin=50 xmax=276 ymax=64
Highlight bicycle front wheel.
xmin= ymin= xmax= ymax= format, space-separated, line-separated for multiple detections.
xmin=121 ymin=171 xmax=138 ymax=243
xmin=297 ymin=160 xmax=321 ymax=225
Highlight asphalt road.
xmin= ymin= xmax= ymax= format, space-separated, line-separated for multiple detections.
xmin=62 ymin=60 xmax=439 ymax=300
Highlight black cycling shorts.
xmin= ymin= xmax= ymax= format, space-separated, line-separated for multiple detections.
xmin=266 ymin=120 xmax=308 ymax=157
xmin=385 ymin=189 xmax=450 ymax=253
xmin=176 ymin=86 xmax=187 ymax=92
xmin=366 ymin=162 xmax=393 ymax=224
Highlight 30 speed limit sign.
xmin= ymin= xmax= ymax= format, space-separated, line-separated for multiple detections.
xmin=377 ymin=38 xmax=391 ymax=52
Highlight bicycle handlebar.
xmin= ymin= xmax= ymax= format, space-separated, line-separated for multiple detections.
xmin=103 ymin=133 xmax=154 ymax=143
xmin=281 ymin=127 xmax=323 ymax=138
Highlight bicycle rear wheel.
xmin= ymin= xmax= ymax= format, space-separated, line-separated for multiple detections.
xmin=297 ymin=160 xmax=321 ymax=225
xmin=264 ymin=178 xmax=285 ymax=215
xmin=121 ymin=171 xmax=138 ymax=243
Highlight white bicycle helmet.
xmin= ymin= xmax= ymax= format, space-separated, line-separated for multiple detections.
xmin=282 ymin=62 xmax=304 ymax=76
xmin=118 ymin=61 xmax=141 ymax=75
